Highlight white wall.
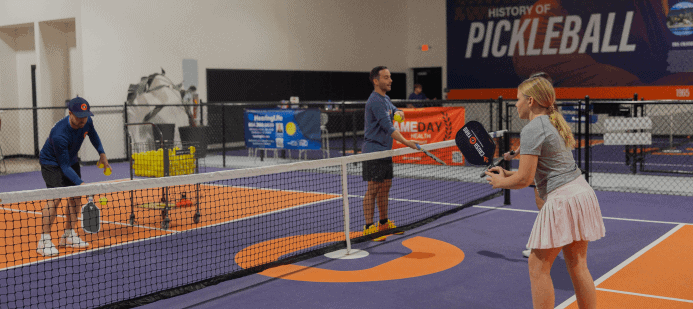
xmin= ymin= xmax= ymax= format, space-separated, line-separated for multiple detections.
xmin=80 ymin=0 xmax=409 ymax=106
xmin=404 ymin=0 xmax=447 ymax=97
xmin=16 ymin=51 xmax=36 ymax=155
xmin=0 ymin=0 xmax=79 ymax=28
xmin=2 ymin=0 xmax=447 ymax=160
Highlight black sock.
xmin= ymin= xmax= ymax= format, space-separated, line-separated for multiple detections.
xmin=365 ymin=223 xmax=374 ymax=229
xmin=379 ymin=218 xmax=389 ymax=225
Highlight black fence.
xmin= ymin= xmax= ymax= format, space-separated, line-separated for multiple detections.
xmin=2 ymin=97 xmax=692 ymax=196
xmin=503 ymin=96 xmax=693 ymax=196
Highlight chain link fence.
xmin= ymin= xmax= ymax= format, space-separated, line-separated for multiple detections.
xmin=504 ymin=98 xmax=693 ymax=196
xmin=3 ymin=98 xmax=691 ymax=196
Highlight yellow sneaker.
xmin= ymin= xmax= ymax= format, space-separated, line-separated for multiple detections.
xmin=364 ymin=223 xmax=387 ymax=241
xmin=379 ymin=220 xmax=404 ymax=235
xmin=363 ymin=223 xmax=379 ymax=236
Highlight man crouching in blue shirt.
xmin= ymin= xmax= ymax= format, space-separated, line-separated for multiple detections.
xmin=362 ymin=66 xmax=417 ymax=241
xmin=36 ymin=97 xmax=111 ymax=256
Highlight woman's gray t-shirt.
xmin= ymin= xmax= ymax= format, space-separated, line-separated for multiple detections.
xmin=520 ymin=115 xmax=581 ymax=200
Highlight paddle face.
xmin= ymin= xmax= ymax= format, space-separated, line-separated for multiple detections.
xmin=455 ymin=121 xmax=497 ymax=166
xmin=81 ymin=201 xmax=101 ymax=234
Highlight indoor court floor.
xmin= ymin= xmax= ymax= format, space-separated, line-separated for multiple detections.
xmin=1 ymin=160 xmax=692 ymax=308
xmin=136 ymin=183 xmax=693 ymax=309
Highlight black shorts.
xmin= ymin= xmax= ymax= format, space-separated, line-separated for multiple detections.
xmin=41 ymin=163 xmax=81 ymax=188
xmin=362 ymin=158 xmax=393 ymax=182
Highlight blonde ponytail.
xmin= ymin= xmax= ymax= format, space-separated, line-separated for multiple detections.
xmin=518 ymin=77 xmax=575 ymax=149
xmin=549 ymin=108 xmax=576 ymax=149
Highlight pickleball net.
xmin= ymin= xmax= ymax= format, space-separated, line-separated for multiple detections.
xmin=0 ymin=132 xmax=506 ymax=308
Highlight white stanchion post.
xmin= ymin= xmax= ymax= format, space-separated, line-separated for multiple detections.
xmin=341 ymin=162 xmax=351 ymax=254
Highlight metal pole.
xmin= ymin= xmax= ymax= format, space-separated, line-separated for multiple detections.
xmin=124 ymin=102 xmax=129 ymax=165
xmin=342 ymin=101 xmax=346 ymax=156
xmin=222 ymin=104 xmax=226 ymax=168
xmin=352 ymin=109 xmax=358 ymax=155
xmin=499 ymin=96 xmax=511 ymax=205
xmin=489 ymin=100 xmax=494 ymax=132
xmin=577 ymin=100 xmax=582 ymax=170
xmin=585 ymin=96 xmax=591 ymax=183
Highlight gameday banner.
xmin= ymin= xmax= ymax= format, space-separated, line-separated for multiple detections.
xmin=393 ymin=107 xmax=466 ymax=165
xmin=447 ymin=0 xmax=693 ymax=99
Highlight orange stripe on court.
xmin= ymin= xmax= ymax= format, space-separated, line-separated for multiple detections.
xmin=563 ymin=225 xmax=693 ymax=308
xmin=0 ymin=185 xmax=338 ymax=269
xmin=236 ymin=235 xmax=465 ymax=282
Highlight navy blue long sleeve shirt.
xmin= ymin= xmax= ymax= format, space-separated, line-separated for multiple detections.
xmin=39 ymin=116 xmax=105 ymax=185
xmin=362 ymin=92 xmax=399 ymax=153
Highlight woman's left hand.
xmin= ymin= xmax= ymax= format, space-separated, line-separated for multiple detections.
xmin=485 ymin=167 xmax=506 ymax=189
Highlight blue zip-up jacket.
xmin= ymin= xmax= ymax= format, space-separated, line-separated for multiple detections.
xmin=363 ymin=91 xmax=399 ymax=153
xmin=39 ymin=116 xmax=105 ymax=185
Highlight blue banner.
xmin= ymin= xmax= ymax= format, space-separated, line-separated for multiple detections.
xmin=244 ymin=109 xmax=321 ymax=150
xmin=446 ymin=0 xmax=693 ymax=91
xmin=566 ymin=114 xmax=598 ymax=123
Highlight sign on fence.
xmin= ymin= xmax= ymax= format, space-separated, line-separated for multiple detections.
xmin=244 ymin=109 xmax=321 ymax=149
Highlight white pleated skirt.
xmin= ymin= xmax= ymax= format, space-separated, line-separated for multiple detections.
xmin=527 ymin=176 xmax=606 ymax=249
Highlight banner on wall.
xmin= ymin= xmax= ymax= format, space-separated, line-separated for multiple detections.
xmin=392 ymin=107 xmax=466 ymax=165
xmin=244 ymin=109 xmax=321 ymax=150
xmin=446 ymin=0 xmax=693 ymax=99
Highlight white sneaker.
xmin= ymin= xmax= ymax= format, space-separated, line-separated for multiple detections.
xmin=59 ymin=232 xmax=89 ymax=248
xmin=523 ymin=249 xmax=531 ymax=258
xmin=37 ymin=239 xmax=59 ymax=256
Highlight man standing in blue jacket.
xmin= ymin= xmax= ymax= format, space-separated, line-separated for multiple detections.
xmin=362 ymin=66 xmax=418 ymax=241
xmin=37 ymin=97 xmax=110 ymax=256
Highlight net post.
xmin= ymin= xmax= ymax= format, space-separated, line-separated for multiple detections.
xmin=499 ymin=97 xmax=511 ymax=205
xmin=341 ymin=161 xmax=351 ymax=253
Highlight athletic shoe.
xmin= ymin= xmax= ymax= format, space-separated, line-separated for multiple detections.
xmin=37 ymin=239 xmax=59 ymax=256
xmin=379 ymin=220 xmax=404 ymax=235
xmin=523 ymin=249 xmax=531 ymax=258
xmin=364 ymin=223 xmax=387 ymax=242
xmin=364 ymin=223 xmax=378 ymax=236
xmin=59 ymin=231 xmax=89 ymax=248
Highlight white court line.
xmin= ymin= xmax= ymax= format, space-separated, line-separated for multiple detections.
xmin=555 ymin=224 xmax=685 ymax=309
xmin=596 ymin=288 xmax=693 ymax=304
xmin=472 ymin=205 xmax=693 ymax=226
xmin=591 ymin=160 xmax=693 ymax=168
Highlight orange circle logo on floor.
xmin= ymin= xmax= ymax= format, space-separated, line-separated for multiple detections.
xmin=235 ymin=233 xmax=464 ymax=282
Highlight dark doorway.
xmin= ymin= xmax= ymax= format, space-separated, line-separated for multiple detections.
xmin=412 ymin=67 xmax=442 ymax=101
xmin=31 ymin=65 xmax=39 ymax=157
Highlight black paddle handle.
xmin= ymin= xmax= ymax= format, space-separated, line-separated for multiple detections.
xmin=480 ymin=150 xmax=515 ymax=178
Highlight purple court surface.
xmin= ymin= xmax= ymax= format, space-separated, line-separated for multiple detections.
xmin=135 ymin=187 xmax=690 ymax=309
xmin=1 ymin=161 xmax=691 ymax=308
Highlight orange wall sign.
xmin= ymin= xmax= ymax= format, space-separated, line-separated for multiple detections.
xmin=393 ymin=107 xmax=465 ymax=165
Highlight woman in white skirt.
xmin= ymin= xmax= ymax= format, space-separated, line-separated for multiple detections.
xmin=485 ymin=76 xmax=606 ymax=309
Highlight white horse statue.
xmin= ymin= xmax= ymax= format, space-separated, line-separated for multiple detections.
xmin=126 ymin=69 xmax=196 ymax=148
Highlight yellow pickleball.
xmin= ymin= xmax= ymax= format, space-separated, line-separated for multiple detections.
xmin=104 ymin=167 xmax=112 ymax=176
xmin=394 ymin=114 xmax=403 ymax=123
xmin=285 ymin=122 xmax=297 ymax=136
xmin=99 ymin=197 xmax=108 ymax=205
